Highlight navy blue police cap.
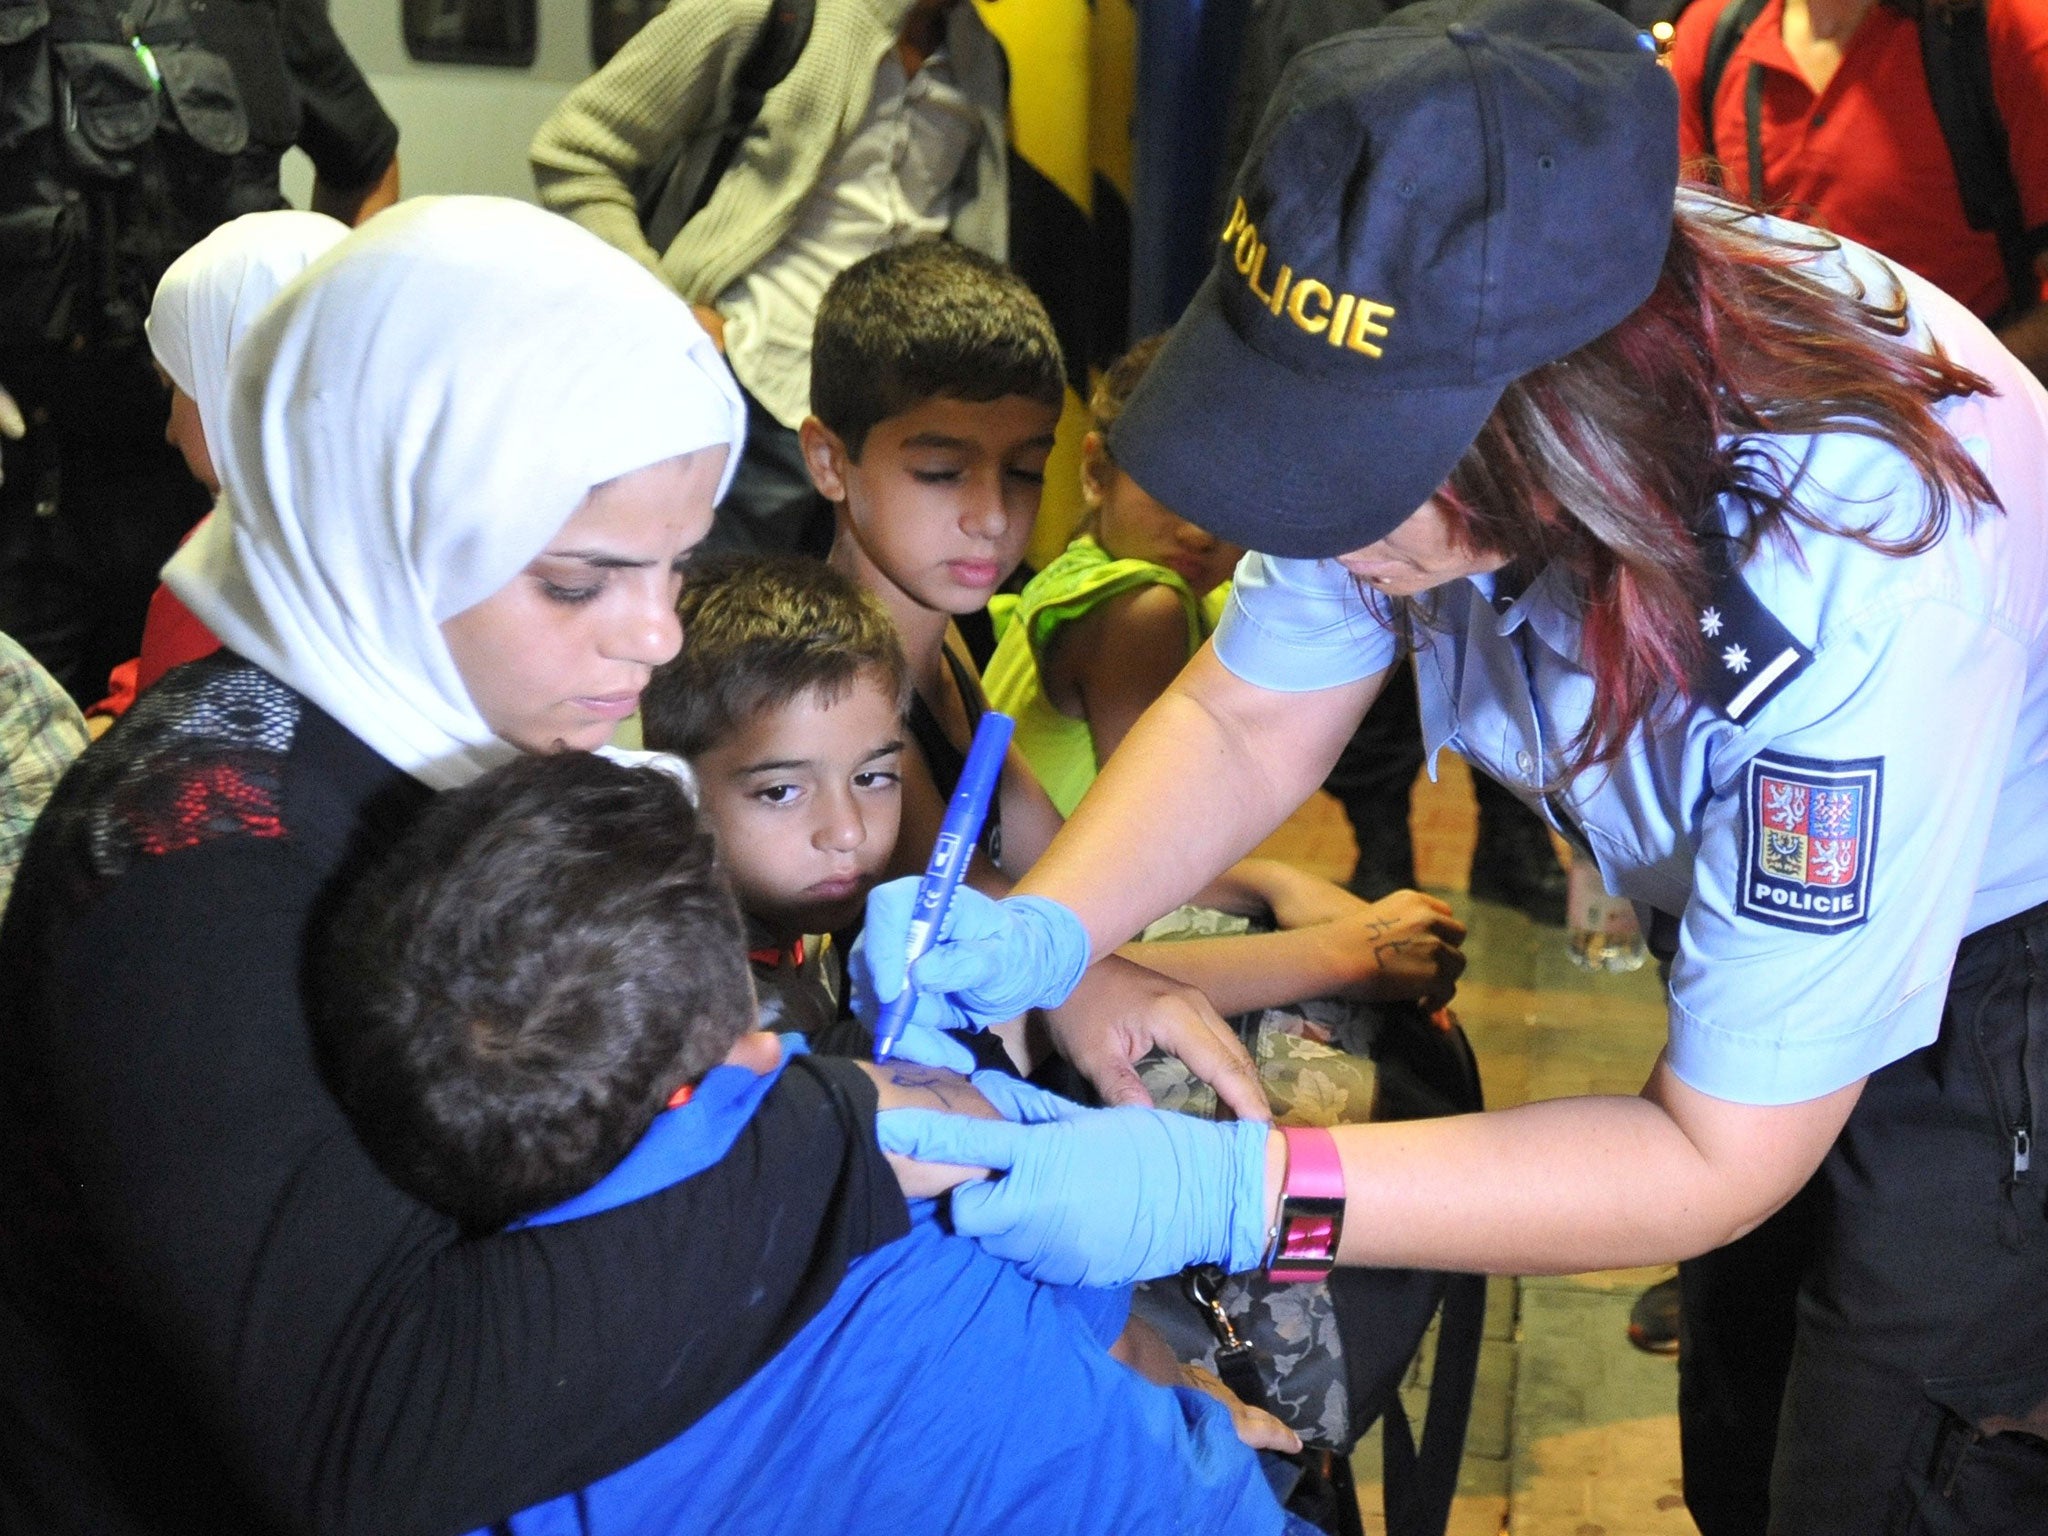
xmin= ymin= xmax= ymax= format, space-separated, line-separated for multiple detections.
xmin=1109 ymin=0 xmax=1678 ymax=560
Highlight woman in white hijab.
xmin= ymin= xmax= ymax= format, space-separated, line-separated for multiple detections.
xmin=90 ymin=211 xmax=350 ymax=715
xmin=147 ymin=209 xmax=351 ymax=497
xmin=166 ymin=191 xmax=747 ymax=789
xmin=0 ymin=197 xmax=911 ymax=1535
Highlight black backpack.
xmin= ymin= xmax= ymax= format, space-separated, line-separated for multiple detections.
xmin=1693 ymin=0 xmax=2040 ymax=317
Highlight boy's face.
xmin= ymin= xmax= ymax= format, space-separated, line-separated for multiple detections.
xmin=692 ymin=669 xmax=905 ymax=937
xmin=806 ymin=394 xmax=1059 ymax=617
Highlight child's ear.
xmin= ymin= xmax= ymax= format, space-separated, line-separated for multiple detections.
xmin=1078 ymin=430 xmax=1112 ymax=509
xmin=799 ymin=416 xmax=851 ymax=502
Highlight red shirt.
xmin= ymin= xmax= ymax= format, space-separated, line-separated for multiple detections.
xmin=89 ymin=518 xmax=223 ymax=719
xmin=1671 ymin=0 xmax=2048 ymax=320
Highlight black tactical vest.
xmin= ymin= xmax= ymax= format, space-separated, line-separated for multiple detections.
xmin=0 ymin=0 xmax=293 ymax=349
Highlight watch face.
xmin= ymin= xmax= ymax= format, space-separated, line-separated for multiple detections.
xmin=1267 ymin=1196 xmax=1344 ymax=1282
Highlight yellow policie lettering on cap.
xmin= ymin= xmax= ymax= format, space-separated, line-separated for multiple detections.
xmin=1220 ymin=199 xmax=1395 ymax=358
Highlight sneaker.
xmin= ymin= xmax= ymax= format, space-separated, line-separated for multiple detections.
xmin=1626 ymin=1273 xmax=1681 ymax=1356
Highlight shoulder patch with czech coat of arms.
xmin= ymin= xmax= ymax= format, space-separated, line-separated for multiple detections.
xmin=1737 ymin=752 xmax=1882 ymax=934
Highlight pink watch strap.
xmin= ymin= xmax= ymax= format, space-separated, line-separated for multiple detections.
xmin=1265 ymin=1126 xmax=1346 ymax=1282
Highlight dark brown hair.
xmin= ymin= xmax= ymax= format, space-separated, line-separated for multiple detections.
xmin=313 ymin=753 xmax=752 ymax=1233
xmin=1088 ymin=332 xmax=1171 ymax=443
xmin=1432 ymin=192 xmax=1998 ymax=771
xmin=810 ymin=239 xmax=1066 ymax=460
xmin=642 ymin=552 xmax=910 ymax=761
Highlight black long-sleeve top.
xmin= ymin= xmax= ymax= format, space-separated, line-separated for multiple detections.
xmin=0 ymin=656 xmax=908 ymax=1536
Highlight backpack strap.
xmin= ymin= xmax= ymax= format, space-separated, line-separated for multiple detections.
xmin=1379 ymin=1271 xmax=1486 ymax=1536
xmin=1369 ymin=1010 xmax=1488 ymax=1536
xmin=1742 ymin=57 xmax=1767 ymax=206
xmin=1698 ymin=0 xmax=1770 ymax=174
xmin=636 ymin=0 xmax=815 ymax=249
xmin=1701 ymin=0 xmax=2039 ymax=316
xmin=1918 ymin=0 xmax=2041 ymax=318
xmin=690 ymin=0 xmax=814 ymax=223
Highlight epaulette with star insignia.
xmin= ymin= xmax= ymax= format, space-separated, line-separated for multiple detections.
xmin=1692 ymin=537 xmax=1811 ymax=723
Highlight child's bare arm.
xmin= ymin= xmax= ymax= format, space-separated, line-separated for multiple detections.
xmin=1179 ymin=1364 xmax=1302 ymax=1453
xmin=1198 ymin=857 xmax=1363 ymax=927
xmin=993 ymin=739 xmax=1065 ymax=877
xmin=1051 ymin=587 xmax=1195 ymax=771
xmin=1120 ymin=891 xmax=1468 ymax=1014
xmin=855 ymin=1061 xmax=1000 ymax=1198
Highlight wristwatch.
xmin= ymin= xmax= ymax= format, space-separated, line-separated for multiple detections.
xmin=1263 ymin=1125 xmax=1345 ymax=1282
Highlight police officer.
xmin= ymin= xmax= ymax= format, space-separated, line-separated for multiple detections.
xmin=0 ymin=0 xmax=397 ymax=703
xmin=862 ymin=1 xmax=2048 ymax=1530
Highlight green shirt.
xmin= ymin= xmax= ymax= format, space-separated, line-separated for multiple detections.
xmin=984 ymin=535 xmax=1224 ymax=817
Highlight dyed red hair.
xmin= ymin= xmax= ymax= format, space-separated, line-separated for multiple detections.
xmin=1431 ymin=193 xmax=1998 ymax=772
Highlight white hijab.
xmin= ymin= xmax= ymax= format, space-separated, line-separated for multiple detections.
xmin=165 ymin=196 xmax=745 ymax=791
xmin=145 ymin=209 xmax=350 ymax=444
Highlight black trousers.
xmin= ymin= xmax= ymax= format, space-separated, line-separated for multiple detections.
xmin=1680 ymin=901 xmax=2048 ymax=1536
xmin=1320 ymin=654 xmax=1551 ymax=880
xmin=701 ymin=381 xmax=833 ymax=559
xmin=0 ymin=346 xmax=210 ymax=706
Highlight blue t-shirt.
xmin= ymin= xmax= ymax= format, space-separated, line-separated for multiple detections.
xmin=486 ymin=1051 xmax=1282 ymax=1535
xmin=1215 ymin=215 xmax=2048 ymax=1106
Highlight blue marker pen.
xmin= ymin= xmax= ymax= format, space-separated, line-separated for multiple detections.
xmin=872 ymin=710 xmax=1014 ymax=1062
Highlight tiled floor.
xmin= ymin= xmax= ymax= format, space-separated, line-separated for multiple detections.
xmin=1252 ymin=755 xmax=1696 ymax=1536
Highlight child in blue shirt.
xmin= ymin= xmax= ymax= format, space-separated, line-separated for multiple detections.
xmin=311 ymin=749 xmax=1298 ymax=1535
xmin=636 ymin=550 xmax=1302 ymax=1444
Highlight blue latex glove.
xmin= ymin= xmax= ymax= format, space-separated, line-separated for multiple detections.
xmin=875 ymin=1095 xmax=1274 ymax=1287
xmin=854 ymin=880 xmax=1092 ymax=1029
xmin=871 ymin=1019 xmax=976 ymax=1073
xmin=963 ymin=1069 xmax=1081 ymax=1124
xmin=847 ymin=926 xmax=982 ymax=1051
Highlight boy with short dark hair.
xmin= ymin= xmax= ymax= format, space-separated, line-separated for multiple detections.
xmin=311 ymin=749 xmax=1296 ymax=1536
xmin=642 ymin=551 xmax=910 ymax=1044
xmin=314 ymin=750 xmax=752 ymax=1234
xmin=807 ymin=240 xmax=1068 ymax=467
xmin=646 ymin=552 xmax=911 ymax=770
xmin=317 ymin=746 xmax=917 ymax=1223
xmin=802 ymin=239 xmax=1064 ymax=1069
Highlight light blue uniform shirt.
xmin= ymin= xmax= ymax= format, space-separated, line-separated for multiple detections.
xmin=1215 ymin=229 xmax=2048 ymax=1106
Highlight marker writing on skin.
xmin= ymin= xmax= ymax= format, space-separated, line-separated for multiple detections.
xmin=872 ymin=711 xmax=1014 ymax=1063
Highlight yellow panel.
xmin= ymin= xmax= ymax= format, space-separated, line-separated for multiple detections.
xmin=1090 ymin=0 xmax=1136 ymax=203
xmin=1026 ymin=388 xmax=1090 ymax=570
xmin=973 ymin=0 xmax=1093 ymax=211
